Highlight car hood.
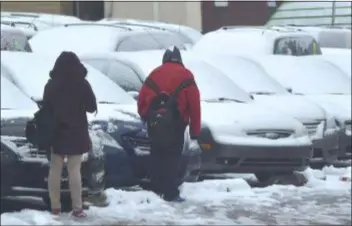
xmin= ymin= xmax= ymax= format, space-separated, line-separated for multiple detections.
xmin=303 ymin=94 xmax=351 ymax=122
xmin=253 ymin=94 xmax=326 ymax=123
xmin=200 ymin=101 xmax=304 ymax=132
xmin=1 ymin=109 xmax=36 ymax=121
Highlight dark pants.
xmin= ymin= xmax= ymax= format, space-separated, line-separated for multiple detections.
xmin=149 ymin=126 xmax=185 ymax=201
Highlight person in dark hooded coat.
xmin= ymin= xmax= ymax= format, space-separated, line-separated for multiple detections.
xmin=43 ymin=51 xmax=97 ymax=217
xmin=137 ymin=46 xmax=201 ymax=202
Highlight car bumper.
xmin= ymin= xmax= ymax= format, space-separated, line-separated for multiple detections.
xmin=338 ymin=130 xmax=351 ymax=160
xmin=200 ymin=143 xmax=312 ymax=174
xmin=310 ymin=131 xmax=340 ymax=165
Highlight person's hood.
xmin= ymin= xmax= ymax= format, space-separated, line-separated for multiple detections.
xmin=162 ymin=46 xmax=183 ymax=65
xmin=49 ymin=51 xmax=87 ymax=81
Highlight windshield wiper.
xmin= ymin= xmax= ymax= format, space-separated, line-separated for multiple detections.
xmin=98 ymin=101 xmax=119 ymax=105
xmin=249 ymin=91 xmax=276 ymax=95
xmin=204 ymin=97 xmax=246 ymax=103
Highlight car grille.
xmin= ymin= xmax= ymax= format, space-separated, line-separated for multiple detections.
xmin=303 ymin=120 xmax=323 ymax=136
xmin=345 ymin=120 xmax=351 ymax=131
xmin=246 ymin=130 xmax=294 ymax=139
xmin=121 ymin=136 xmax=151 ymax=152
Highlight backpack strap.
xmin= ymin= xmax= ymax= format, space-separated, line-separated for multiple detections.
xmin=144 ymin=77 xmax=161 ymax=94
xmin=170 ymin=79 xmax=195 ymax=97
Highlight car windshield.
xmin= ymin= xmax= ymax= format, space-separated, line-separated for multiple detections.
xmin=1 ymin=52 xmax=136 ymax=105
xmin=1 ymin=72 xmax=37 ymax=110
xmin=203 ymin=55 xmax=289 ymax=95
xmin=259 ymin=56 xmax=351 ymax=95
xmin=185 ymin=61 xmax=253 ymax=102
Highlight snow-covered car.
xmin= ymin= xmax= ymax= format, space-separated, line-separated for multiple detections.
xmin=0 ymin=51 xmax=201 ymax=188
xmin=196 ymin=53 xmax=340 ymax=165
xmin=0 ymin=74 xmax=108 ymax=210
xmin=98 ymin=18 xmax=203 ymax=48
xmin=318 ymin=50 xmax=351 ymax=77
xmin=1 ymin=17 xmax=37 ymax=38
xmin=1 ymin=25 xmax=32 ymax=52
xmin=80 ymin=50 xmax=314 ymax=183
xmin=276 ymin=26 xmax=351 ymax=49
xmin=1 ymin=11 xmax=82 ymax=30
xmin=252 ymin=55 xmax=351 ymax=161
xmin=192 ymin=27 xmax=322 ymax=56
xmin=29 ymin=23 xmax=187 ymax=56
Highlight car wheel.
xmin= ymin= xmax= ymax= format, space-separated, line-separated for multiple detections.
xmin=255 ymin=173 xmax=276 ymax=186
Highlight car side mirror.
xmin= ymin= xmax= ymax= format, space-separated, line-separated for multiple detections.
xmin=286 ymin=87 xmax=293 ymax=93
xmin=127 ymin=91 xmax=139 ymax=100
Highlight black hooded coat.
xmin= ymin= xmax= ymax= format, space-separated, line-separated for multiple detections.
xmin=43 ymin=51 xmax=97 ymax=155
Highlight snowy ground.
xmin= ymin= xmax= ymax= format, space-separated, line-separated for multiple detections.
xmin=1 ymin=167 xmax=351 ymax=225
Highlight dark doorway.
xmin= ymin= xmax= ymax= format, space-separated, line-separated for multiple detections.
xmin=72 ymin=1 xmax=104 ymax=21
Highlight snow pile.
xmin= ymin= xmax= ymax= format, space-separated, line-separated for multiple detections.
xmin=1 ymin=168 xmax=351 ymax=225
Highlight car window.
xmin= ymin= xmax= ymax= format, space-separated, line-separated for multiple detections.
xmin=106 ymin=61 xmax=143 ymax=92
xmin=117 ymin=33 xmax=186 ymax=51
xmin=274 ymin=36 xmax=322 ymax=56
xmin=204 ymin=56 xmax=288 ymax=94
xmin=186 ymin=61 xmax=253 ymax=102
xmin=1 ymin=30 xmax=32 ymax=52
xmin=82 ymin=59 xmax=109 ymax=74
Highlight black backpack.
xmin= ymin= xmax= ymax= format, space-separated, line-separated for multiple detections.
xmin=145 ymin=78 xmax=195 ymax=147
xmin=25 ymin=102 xmax=57 ymax=150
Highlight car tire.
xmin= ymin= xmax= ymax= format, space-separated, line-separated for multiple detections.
xmin=255 ymin=173 xmax=276 ymax=186
xmin=255 ymin=172 xmax=308 ymax=186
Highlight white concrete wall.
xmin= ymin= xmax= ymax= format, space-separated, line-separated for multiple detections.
xmin=104 ymin=1 xmax=202 ymax=30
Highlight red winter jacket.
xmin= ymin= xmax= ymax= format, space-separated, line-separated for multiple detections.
xmin=137 ymin=62 xmax=201 ymax=138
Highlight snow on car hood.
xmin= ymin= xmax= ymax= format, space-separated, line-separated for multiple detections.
xmin=200 ymin=101 xmax=311 ymax=146
xmin=87 ymin=103 xmax=140 ymax=123
xmin=303 ymin=94 xmax=351 ymax=122
xmin=201 ymin=101 xmax=304 ymax=131
xmin=253 ymin=94 xmax=326 ymax=123
xmin=1 ymin=109 xmax=36 ymax=120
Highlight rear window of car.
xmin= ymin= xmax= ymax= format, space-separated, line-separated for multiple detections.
xmin=1 ymin=30 xmax=32 ymax=52
xmin=273 ymin=36 xmax=322 ymax=56
xmin=117 ymin=33 xmax=186 ymax=51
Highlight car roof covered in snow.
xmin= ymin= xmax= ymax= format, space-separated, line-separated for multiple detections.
xmin=192 ymin=28 xmax=316 ymax=55
xmin=0 ymin=51 xmax=136 ymax=105
xmin=107 ymin=50 xmax=253 ymax=102
xmin=1 ymin=11 xmax=81 ymax=24
xmin=99 ymin=18 xmax=203 ymax=43
xmin=317 ymin=54 xmax=352 ymax=77
xmin=198 ymin=54 xmax=290 ymax=95
xmin=251 ymin=55 xmax=351 ymax=95
xmin=29 ymin=23 xmax=187 ymax=55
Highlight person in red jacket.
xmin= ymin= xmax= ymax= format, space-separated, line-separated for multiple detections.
xmin=137 ymin=46 xmax=201 ymax=202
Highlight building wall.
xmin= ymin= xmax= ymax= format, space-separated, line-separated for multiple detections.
xmin=1 ymin=1 xmax=63 ymax=14
xmin=106 ymin=1 xmax=202 ymax=30
xmin=201 ymin=1 xmax=281 ymax=32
